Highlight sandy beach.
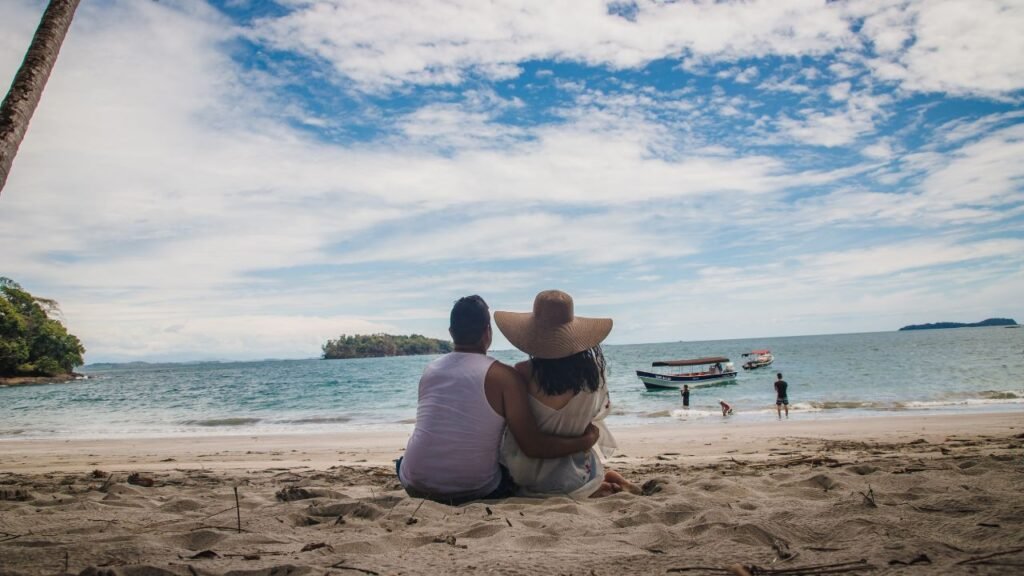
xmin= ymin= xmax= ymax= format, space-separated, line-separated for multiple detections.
xmin=1 ymin=412 xmax=1022 ymax=575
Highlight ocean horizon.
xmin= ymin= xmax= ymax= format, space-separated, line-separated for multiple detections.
xmin=2 ymin=326 xmax=1022 ymax=440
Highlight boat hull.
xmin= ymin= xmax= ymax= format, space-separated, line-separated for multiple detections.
xmin=742 ymin=359 xmax=774 ymax=370
xmin=636 ymin=370 xmax=738 ymax=390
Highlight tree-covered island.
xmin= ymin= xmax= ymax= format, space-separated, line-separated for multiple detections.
xmin=898 ymin=318 xmax=1018 ymax=331
xmin=322 ymin=333 xmax=453 ymax=359
xmin=0 ymin=277 xmax=85 ymax=379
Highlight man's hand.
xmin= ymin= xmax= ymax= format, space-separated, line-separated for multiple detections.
xmin=582 ymin=423 xmax=600 ymax=448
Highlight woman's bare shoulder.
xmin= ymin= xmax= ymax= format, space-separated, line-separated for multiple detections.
xmin=514 ymin=360 xmax=532 ymax=378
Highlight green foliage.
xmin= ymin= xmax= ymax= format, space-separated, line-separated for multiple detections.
xmin=0 ymin=277 xmax=85 ymax=376
xmin=322 ymin=333 xmax=453 ymax=360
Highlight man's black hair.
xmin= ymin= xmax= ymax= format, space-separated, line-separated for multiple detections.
xmin=449 ymin=295 xmax=490 ymax=346
xmin=777 ymin=372 xmax=783 ymax=379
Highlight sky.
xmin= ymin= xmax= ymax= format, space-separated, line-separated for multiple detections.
xmin=1 ymin=0 xmax=1022 ymax=363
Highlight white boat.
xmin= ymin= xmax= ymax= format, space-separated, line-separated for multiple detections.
xmin=741 ymin=349 xmax=774 ymax=370
xmin=636 ymin=357 xmax=738 ymax=390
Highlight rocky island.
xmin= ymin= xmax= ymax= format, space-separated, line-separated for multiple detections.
xmin=898 ymin=318 xmax=1018 ymax=331
xmin=322 ymin=333 xmax=452 ymax=359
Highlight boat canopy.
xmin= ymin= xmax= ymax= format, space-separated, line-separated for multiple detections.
xmin=652 ymin=357 xmax=729 ymax=367
xmin=742 ymin=350 xmax=771 ymax=356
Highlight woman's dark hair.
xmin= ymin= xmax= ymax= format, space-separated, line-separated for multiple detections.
xmin=531 ymin=346 xmax=605 ymax=396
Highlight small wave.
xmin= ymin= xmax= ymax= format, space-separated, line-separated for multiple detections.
xmin=978 ymin=390 xmax=1020 ymax=400
xmin=397 ymin=418 xmax=416 ymax=424
xmin=641 ymin=410 xmax=672 ymax=418
xmin=0 ymin=429 xmax=25 ymax=436
xmin=184 ymin=417 xmax=261 ymax=427
xmin=279 ymin=416 xmax=352 ymax=425
xmin=805 ymin=400 xmax=888 ymax=410
xmin=669 ymin=408 xmax=721 ymax=419
xmin=897 ymin=396 xmax=1024 ymax=410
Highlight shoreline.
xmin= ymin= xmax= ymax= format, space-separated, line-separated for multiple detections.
xmin=2 ymin=410 xmax=1020 ymax=473
xmin=2 ymin=401 xmax=1023 ymax=444
xmin=0 ymin=372 xmax=84 ymax=387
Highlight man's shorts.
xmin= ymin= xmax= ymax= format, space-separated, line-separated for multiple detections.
xmin=395 ymin=457 xmax=517 ymax=505
xmin=776 ymin=396 xmax=789 ymax=406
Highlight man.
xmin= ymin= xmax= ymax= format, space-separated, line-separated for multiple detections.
xmin=397 ymin=295 xmax=599 ymax=504
xmin=775 ymin=372 xmax=789 ymax=419
xmin=681 ymin=384 xmax=690 ymax=407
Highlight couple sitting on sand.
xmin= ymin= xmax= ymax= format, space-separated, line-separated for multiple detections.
xmin=396 ymin=290 xmax=637 ymax=504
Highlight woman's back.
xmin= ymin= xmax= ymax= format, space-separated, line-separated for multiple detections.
xmin=501 ymin=360 xmax=616 ymax=497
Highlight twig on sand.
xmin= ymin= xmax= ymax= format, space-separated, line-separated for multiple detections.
xmin=668 ymin=559 xmax=874 ymax=575
xmin=190 ymin=524 xmax=251 ymax=533
xmin=406 ymin=498 xmax=426 ymax=525
xmin=859 ymin=485 xmax=877 ymax=508
xmin=234 ymin=486 xmax=241 ymax=533
xmin=0 ymin=534 xmax=22 ymax=543
xmin=63 ymin=550 xmax=69 ymax=574
xmin=328 ymin=562 xmax=379 ymax=575
xmin=224 ymin=551 xmax=287 ymax=558
xmin=956 ymin=548 xmax=1024 ymax=565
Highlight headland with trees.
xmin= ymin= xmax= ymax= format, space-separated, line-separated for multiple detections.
xmin=0 ymin=277 xmax=85 ymax=383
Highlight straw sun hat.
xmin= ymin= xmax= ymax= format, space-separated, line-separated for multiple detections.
xmin=494 ymin=290 xmax=612 ymax=360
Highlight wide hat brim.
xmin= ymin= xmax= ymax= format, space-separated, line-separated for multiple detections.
xmin=494 ymin=290 xmax=612 ymax=360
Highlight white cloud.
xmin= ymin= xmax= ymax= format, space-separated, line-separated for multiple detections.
xmin=828 ymin=81 xmax=852 ymax=101
xmin=255 ymin=0 xmax=854 ymax=90
xmin=777 ymin=89 xmax=891 ymax=147
xmin=920 ymin=123 xmax=1024 ymax=207
xmin=335 ymin=211 xmax=696 ymax=266
xmin=864 ymin=0 xmax=1024 ymax=96
xmin=789 ymin=121 xmax=1024 ymax=227
xmin=861 ymin=139 xmax=893 ymax=160
xmin=757 ymin=75 xmax=813 ymax=94
xmin=253 ymin=0 xmax=1024 ymax=99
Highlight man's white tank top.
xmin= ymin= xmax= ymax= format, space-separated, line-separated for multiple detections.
xmin=399 ymin=352 xmax=504 ymax=497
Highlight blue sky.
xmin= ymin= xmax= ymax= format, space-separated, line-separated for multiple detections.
xmin=1 ymin=0 xmax=1022 ymax=362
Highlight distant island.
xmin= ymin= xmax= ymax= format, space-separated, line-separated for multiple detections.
xmin=899 ymin=318 xmax=1018 ymax=331
xmin=322 ymin=333 xmax=453 ymax=359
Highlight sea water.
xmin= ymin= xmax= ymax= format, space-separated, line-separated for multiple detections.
xmin=1 ymin=327 xmax=1022 ymax=439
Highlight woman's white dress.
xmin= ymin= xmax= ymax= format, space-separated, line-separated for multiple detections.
xmin=500 ymin=379 xmax=617 ymax=498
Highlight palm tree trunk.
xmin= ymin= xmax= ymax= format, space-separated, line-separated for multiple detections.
xmin=0 ymin=0 xmax=81 ymax=196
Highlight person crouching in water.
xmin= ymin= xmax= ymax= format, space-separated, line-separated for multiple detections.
xmin=496 ymin=290 xmax=637 ymax=498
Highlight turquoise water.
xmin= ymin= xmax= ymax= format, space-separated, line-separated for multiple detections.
xmin=1 ymin=327 xmax=1022 ymax=439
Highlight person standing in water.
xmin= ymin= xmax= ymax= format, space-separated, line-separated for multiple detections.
xmin=681 ymin=384 xmax=690 ymax=407
xmin=775 ymin=372 xmax=789 ymax=419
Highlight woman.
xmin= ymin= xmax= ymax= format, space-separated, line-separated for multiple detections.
xmin=494 ymin=290 xmax=638 ymax=498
